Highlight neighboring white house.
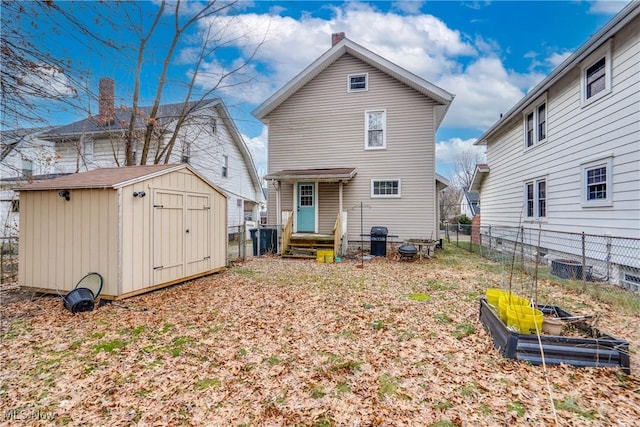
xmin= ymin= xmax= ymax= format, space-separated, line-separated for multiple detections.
xmin=470 ymin=2 xmax=639 ymax=284
xmin=3 ymin=78 xmax=263 ymax=233
xmin=459 ymin=190 xmax=480 ymax=219
xmin=0 ymin=128 xmax=59 ymax=237
xmin=253 ymin=33 xmax=453 ymax=255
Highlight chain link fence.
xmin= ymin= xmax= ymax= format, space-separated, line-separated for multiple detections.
xmin=445 ymin=224 xmax=640 ymax=292
xmin=227 ymin=222 xmax=280 ymax=264
xmin=1 ymin=236 xmax=19 ymax=285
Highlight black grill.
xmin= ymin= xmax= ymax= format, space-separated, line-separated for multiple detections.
xmin=370 ymin=226 xmax=388 ymax=256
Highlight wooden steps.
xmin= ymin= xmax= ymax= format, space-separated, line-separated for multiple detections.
xmin=283 ymin=234 xmax=335 ymax=258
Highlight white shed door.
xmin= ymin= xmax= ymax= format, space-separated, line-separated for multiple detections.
xmin=153 ymin=191 xmax=185 ymax=285
xmin=185 ymin=194 xmax=211 ymax=276
xmin=153 ymin=190 xmax=212 ymax=285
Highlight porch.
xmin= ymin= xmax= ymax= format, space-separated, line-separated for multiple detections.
xmin=265 ymin=167 xmax=356 ymax=259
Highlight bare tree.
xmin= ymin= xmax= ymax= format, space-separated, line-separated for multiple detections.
xmin=2 ymin=0 xmax=266 ymax=168
xmin=0 ymin=1 xmax=121 ymax=129
xmin=452 ymin=149 xmax=485 ymax=190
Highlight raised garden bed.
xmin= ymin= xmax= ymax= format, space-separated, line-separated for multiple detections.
xmin=479 ymin=298 xmax=630 ymax=373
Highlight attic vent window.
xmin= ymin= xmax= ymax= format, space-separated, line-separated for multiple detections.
xmin=348 ymin=73 xmax=368 ymax=92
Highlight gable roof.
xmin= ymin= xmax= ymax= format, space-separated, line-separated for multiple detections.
xmin=41 ymin=99 xmax=221 ymax=138
xmin=475 ymin=1 xmax=640 ymax=145
xmin=1 ymin=127 xmax=53 ymax=161
xmin=16 ymin=163 xmax=225 ymax=197
xmin=37 ymin=97 xmax=263 ymax=201
xmin=253 ymin=37 xmax=454 ymax=128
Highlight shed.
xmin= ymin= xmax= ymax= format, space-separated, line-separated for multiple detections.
xmin=17 ymin=164 xmax=227 ymax=299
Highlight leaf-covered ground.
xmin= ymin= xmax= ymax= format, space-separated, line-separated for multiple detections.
xmin=1 ymin=246 xmax=639 ymax=426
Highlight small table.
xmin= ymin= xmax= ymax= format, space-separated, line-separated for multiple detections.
xmin=405 ymin=239 xmax=437 ymax=259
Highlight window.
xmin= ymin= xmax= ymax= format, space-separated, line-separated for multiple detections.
xmin=348 ymin=73 xmax=368 ymax=92
xmin=371 ymin=179 xmax=401 ymax=198
xmin=581 ymin=157 xmax=612 ymax=207
xmin=365 ymin=110 xmax=386 ymax=149
xmin=537 ymin=104 xmax=546 ymax=141
xmin=222 ymin=155 xmax=228 ymax=178
xmin=524 ymin=178 xmax=546 ymax=219
xmin=523 ymin=98 xmax=547 ymax=148
xmin=181 ymin=143 xmax=191 ymax=164
xmin=581 ymin=41 xmax=611 ymax=105
xmin=83 ymin=140 xmax=94 ymax=162
xmin=11 ymin=199 xmax=19 ymax=213
xmin=22 ymin=159 xmax=33 ymax=179
xmin=211 ymin=118 xmax=217 ymax=134
xmin=525 ymin=112 xmax=534 ymax=147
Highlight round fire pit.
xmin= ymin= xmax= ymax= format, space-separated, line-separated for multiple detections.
xmin=398 ymin=244 xmax=418 ymax=261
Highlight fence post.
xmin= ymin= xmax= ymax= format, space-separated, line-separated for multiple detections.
xmin=488 ymin=225 xmax=492 ymax=251
xmin=606 ymin=235 xmax=611 ymax=281
xmin=520 ymin=226 xmax=525 ymax=269
xmin=581 ymin=232 xmax=587 ymax=292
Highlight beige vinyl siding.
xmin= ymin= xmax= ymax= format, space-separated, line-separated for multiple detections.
xmin=480 ymin=15 xmax=640 ymax=238
xmin=266 ymin=54 xmax=438 ymax=240
xmin=19 ymin=188 xmax=119 ymax=296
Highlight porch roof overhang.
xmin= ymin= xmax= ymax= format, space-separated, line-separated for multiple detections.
xmin=265 ymin=167 xmax=357 ymax=183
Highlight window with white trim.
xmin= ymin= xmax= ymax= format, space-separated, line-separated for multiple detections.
xmin=581 ymin=157 xmax=612 ymax=207
xmin=222 ymin=155 xmax=228 ymax=178
xmin=524 ymin=98 xmax=547 ymax=148
xmin=365 ymin=110 xmax=386 ymax=149
xmin=371 ymin=179 xmax=401 ymax=198
xmin=525 ymin=178 xmax=546 ymax=219
xmin=22 ymin=159 xmax=33 ymax=179
xmin=83 ymin=140 xmax=94 ymax=162
xmin=348 ymin=73 xmax=368 ymax=92
xmin=581 ymin=41 xmax=612 ymax=105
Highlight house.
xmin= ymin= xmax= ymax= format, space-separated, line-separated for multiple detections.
xmin=253 ymin=33 xmax=454 ymax=256
xmin=4 ymin=78 xmax=263 ymax=233
xmin=0 ymin=128 xmax=59 ymax=238
xmin=459 ymin=190 xmax=480 ymax=219
xmin=470 ymin=3 xmax=639 ymax=283
xmin=17 ymin=164 xmax=227 ymax=299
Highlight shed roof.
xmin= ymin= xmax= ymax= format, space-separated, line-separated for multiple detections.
xmin=16 ymin=164 xmax=224 ymax=196
xmin=253 ymin=37 xmax=454 ymax=128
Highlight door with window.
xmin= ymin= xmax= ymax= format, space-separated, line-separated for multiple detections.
xmin=296 ymin=182 xmax=315 ymax=232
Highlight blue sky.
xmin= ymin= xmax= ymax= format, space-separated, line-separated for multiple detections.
xmin=10 ymin=0 xmax=630 ymax=179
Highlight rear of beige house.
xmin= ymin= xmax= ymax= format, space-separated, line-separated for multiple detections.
xmin=254 ymin=35 xmax=453 ymax=248
xmin=18 ymin=164 xmax=227 ymax=299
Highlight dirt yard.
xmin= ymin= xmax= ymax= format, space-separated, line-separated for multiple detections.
xmin=1 ymin=246 xmax=638 ymax=426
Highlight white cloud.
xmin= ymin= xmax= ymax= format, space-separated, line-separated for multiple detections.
xmin=20 ymin=65 xmax=77 ymax=99
xmin=191 ymin=2 xmax=556 ymax=134
xmin=391 ymin=1 xmax=426 ymax=14
xmin=587 ymin=0 xmax=629 ymax=14
xmin=242 ymin=125 xmax=268 ymax=175
xmin=546 ymin=51 xmax=573 ymax=67
xmin=436 ymin=137 xmax=484 ymax=164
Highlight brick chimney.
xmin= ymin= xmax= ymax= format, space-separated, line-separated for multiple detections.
xmin=331 ymin=32 xmax=345 ymax=47
xmin=98 ymin=77 xmax=115 ymax=123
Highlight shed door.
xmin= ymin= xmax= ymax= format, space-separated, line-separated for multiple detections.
xmin=185 ymin=194 xmax=211 ymax=276
xmin=153 ymin=191 xmax=185 ymax=285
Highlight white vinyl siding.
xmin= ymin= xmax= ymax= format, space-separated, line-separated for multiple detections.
xmin=347 ymin=73 xmax=368 ymax=92
xmin=581 ymin=40 xmax=612 ymax=106
xmin=371 ymin=179 xmax=401 ymax=198
xmin=365 ymin=109 xmax=386 ymax=150
xmin=265 ymin=54 xmax=439 ymax=240
xmin=478 ymin=14 xmax=640 ymax=239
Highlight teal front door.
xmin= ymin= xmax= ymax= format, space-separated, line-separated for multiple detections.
xmin=297 ymin=182 xmax=315 ymax=232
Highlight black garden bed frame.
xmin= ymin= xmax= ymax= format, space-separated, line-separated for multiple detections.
xmin=479 ymin=298 xmax=630 ymax=373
